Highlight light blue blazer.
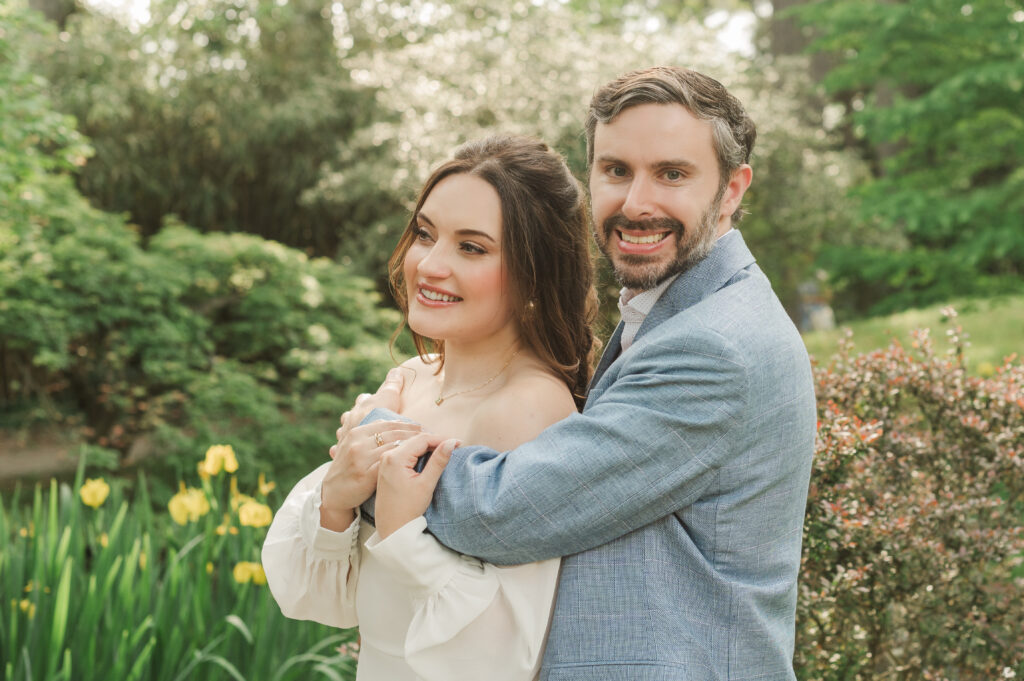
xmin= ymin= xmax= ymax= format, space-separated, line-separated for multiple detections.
xmin=369 ymin=230 xmax=816 ymax=680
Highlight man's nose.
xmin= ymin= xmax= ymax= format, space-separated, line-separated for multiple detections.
xmin=621 ymin=176 xmax=657 ymax=221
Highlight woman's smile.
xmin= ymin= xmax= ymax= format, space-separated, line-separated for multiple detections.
xmin=416 ymin=284 xmax=463 ymax=305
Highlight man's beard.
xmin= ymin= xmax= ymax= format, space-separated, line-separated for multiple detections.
xmin=598 ymin=189 xmax=725 ymax=291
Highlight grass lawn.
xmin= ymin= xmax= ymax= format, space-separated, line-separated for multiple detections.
xmin=801 ymin=294 xmax=1024 ymax=374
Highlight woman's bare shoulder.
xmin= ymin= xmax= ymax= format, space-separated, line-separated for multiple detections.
xmin=395 ymin=354 xmax=438 ymax=383
xmin=466 ymin=368 xmax=577 ymax=450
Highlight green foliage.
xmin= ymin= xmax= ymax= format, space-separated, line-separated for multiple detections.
xmin=1 ymin=0 xmax=402 ymax=484
xmin=0 ymin=455 xmax=358 ymax=680
xmin=38 ymin=0 xmax=398 ymax=257
xmin=145 ymin=223 xmax=403 ymax=486
xmin=793 ymin=0 xmax=1024 ymax=315
xmin=800 ymin=319 xmax=1024 ymax=679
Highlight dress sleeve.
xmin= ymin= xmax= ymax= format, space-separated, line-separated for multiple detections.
xmin=261 ymin=462 xmax=362 ymax=628
xmin=364 ymin=517 xmax=559 ymax=681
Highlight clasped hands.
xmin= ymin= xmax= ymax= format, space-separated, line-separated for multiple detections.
xmin=319 ymin=369 xmax=460 ymax=539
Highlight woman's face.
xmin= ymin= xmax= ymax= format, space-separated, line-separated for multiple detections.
xmin=403 ymin=173 xmax=517 ymax=347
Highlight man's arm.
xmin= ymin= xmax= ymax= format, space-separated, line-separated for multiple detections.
xmin=422 ymin=324 xmax=751 ymax=565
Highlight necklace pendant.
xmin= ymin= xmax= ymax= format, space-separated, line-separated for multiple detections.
xmin=435 ymin=396 xmax=444 ymax=406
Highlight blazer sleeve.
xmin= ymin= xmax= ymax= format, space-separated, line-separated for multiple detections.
xmin=261 ymin=462 xmax=362 ymax=628
xmin=420 ymin=324 xmax=751 ymax=565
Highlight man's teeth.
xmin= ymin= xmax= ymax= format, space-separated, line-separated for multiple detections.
xmin=620 ymin=231 xmax=668 ymax=245
xmin=421 ymin=288 xmax=461 ymax=302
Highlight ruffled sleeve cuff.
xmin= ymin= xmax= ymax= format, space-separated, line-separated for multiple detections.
xmin=364 ymin=517 xmax=487 ymax=596
xmin=300 ymin=479 xmax=361 ymax=562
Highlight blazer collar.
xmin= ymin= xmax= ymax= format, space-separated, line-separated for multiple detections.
xmin=636 ymin=229 xmax=755 ymax=338
xmin=587 ymin=230 xmax=755 ymax=393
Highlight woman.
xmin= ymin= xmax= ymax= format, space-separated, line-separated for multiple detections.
xmin=262 ymin=135 xmax=596 ymax=681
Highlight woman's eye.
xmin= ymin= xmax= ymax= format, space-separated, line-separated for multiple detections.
xmin=460 ymin=242 xmax=486 ymax=255
xmin=414 ymin=227 xmax=432 ymax=241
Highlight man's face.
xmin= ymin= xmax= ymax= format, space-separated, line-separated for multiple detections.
xmin=589 ymin=103 xmax=748 ymax=290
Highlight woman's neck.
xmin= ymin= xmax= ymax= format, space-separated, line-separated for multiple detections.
xmin=437 ymin=335 xmax=521 ymax=396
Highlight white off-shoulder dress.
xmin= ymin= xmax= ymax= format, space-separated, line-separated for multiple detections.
xmin=261 ymin=462 xmax=560 ymax=681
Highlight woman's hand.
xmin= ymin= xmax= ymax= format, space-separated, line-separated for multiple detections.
xmin=320 ymin=420 xmax=423 ymax=531
xmin=318 ymin=368 xmax=412 ymax=531
xmin=375 ymin=435 xmax=460 ymax=539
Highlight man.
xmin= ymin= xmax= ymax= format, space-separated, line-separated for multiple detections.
xmin=369 ymin=66 xmax=815 ymax=679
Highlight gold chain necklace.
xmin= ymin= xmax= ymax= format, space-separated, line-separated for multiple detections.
xmin=435 ymin=350 xmax=520 ymax=406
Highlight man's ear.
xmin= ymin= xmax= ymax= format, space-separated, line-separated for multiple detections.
xmin=720 ymin=164 xmax=753 ymax=222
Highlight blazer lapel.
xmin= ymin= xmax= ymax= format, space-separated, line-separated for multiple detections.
xmin=589 ymin=320 xmax=624 ymax=392
xmin=585 ymin=231 xmax=756 ymax=405
xmin=635 ymin=230 xmax=756 ymax=341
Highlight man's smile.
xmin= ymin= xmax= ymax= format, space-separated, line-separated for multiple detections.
xmin=616 ymin=228 xmax=673 ymax=254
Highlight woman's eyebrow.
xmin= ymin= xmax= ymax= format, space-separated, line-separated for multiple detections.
xmin=417 ymin=213 xmax=497 ymax=244
xmin=455 ymin=229 xmax=497 ymax=243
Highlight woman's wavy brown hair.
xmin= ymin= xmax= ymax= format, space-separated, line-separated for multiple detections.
xmin=388 ymin=135 xmax=597 ymax=410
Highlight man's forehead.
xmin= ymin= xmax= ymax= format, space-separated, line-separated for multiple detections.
xmin=593 ymin=103 xmax=715 ymax=159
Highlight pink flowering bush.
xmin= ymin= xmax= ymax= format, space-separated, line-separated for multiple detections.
xmin=798 ymin=310 xmax=1024 ymax=680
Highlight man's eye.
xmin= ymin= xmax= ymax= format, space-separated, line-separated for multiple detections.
xmin=664 ymin=169 xmax=684 ymax=181
xmin=610 ymin=166 xmax=627 ymax=177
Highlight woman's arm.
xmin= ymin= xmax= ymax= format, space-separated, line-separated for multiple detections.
xmin=364 ymin=517 xmax=560 ymax=681
xmin=261 ymin=462 xmax=363 ymax=628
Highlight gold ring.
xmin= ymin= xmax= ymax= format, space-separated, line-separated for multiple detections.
xmin=373 ymin=432 xmax=384 ymax=447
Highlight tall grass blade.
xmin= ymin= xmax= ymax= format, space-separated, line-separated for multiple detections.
xmin=45 ymin=556 xmax=73 ymax=679
xmin=224 ymin=615 xmax=254 ymax=645
xmin=311 ymin=662 xmax=347 ymax=681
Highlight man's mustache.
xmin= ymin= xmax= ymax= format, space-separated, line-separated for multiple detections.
xmin=602 ymin=214 xmax=686 ymax=239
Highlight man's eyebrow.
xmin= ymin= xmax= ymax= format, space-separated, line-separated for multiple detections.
xmin=415 ymin=212 xmax=497 ymax=243
xmin=594 ymin=154 xmax=625 ymax=166
xmin=653 ymin=159 xmax=698 ymax=172
xmin=593 ymin=155 xmax=698 ymax=172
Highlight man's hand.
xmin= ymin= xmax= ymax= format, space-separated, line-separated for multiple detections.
xmin=375 ymin=435 xmax=460 ymax=539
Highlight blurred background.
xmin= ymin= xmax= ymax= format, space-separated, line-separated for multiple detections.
xmin=2 ymin=0 xmax=1022 ymax=483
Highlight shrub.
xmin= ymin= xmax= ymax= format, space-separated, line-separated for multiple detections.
xmin=799 ymin=309 xmax=1024 ymax=679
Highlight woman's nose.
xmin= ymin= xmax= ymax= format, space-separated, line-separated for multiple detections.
xmin=416 ymin=244 xmax=452 ymax=279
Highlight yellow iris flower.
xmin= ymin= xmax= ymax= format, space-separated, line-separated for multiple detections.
xmin=168 ymin=482 xmax=211 ymax=525
xmin=198 ymin=444 xmax=239 ymax=479
xmin=238 ymin=500 xmax=273 ymax=528
xmin=258 ymin=473 xmax=276 ymax=496
xmin=80 ymin=478 xmax=110 ymax=508
xmin=232 ymin=561 xmax=267 ymax=585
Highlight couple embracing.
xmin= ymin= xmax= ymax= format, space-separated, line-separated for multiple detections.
xmin=262 ymin=66 xmax=816 ymax=681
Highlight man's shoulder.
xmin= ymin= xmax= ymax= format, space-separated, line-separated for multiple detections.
xmin=650 ymin=265 xmax=807 ymax=367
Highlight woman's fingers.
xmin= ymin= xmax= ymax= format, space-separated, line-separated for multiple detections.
xmin=417 ymin=438 xmax=459 ymax=486
xmin=380 ymin=433 xmax=434 ymax=470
